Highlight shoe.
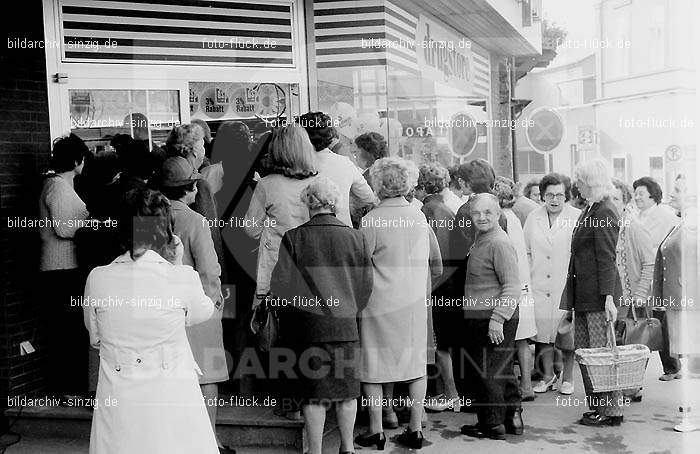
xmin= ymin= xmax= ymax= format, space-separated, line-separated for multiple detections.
xmin=286 ymin=410 xmax=302 ymax=420
xmin=461 ymin=423 xmax=506 ymax=440
xmin=505 ymin=408 xmax=523 ymax=435
xmin=425 ymin=394 xmax=461 ymax=412
xmin=578 ymin=414 xmax=623 ymax=427
xmin=382 ymin=410 xmax=399 ymax=429
xmin=218 ymin=447 xmax=236 ymax=454
xmin=339 ymin=451 xmax=355 ymax=454
xmin=396 ymin=429 xmax=424 ymax=449
xmin=559 ymin=382 xmax=574 ymax=395
xmin=521 ymin=393 xmax=536 ymax=402
xmin=659 ymin=373 xmax=681 ymax=381
xmin=533 ymin=375 xmax=557 ymax=393
xmin=354 ymin=432 xmax=386 ymax=450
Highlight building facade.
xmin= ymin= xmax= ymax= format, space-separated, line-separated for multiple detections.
xmin=515 ymin=0 xmax=695 ymax=195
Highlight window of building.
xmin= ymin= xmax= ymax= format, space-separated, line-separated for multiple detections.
xmin=607 ymin=4 xmax=631 ymax=78
xmin=650 ymin=156 xmax=664 ymax=186
xmin=312 ymin=2 xmax=492 ymax=168
xmin=582 ymin=78 xmax=596 ymax=103
xmin=69 ymin=89 xmax=180 ymax=153
xmin=517 ymin=149 xmax=546 ymax=175
xmin=612 ymin=156 xmax=627 ymax=181
xmin=648 ymin=1 xmax=667 ymax=70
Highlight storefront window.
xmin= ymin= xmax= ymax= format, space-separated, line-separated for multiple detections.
xmin=69 ymin=89 xmax=180 ymax=153
xmin=189 ymin=82 xmax=300 ymax=139
xmin=313 ymin=4 xmax=492 ymax=169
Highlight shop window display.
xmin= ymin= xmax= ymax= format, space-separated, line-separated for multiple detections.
xmin=69 ymin=89 xmax=180 ymax=154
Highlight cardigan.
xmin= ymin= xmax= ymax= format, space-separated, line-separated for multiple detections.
xmin=615 ymin=212 xmax=655 ymax=305
xmin=464 ymin=225 xmax=520 ymax=322
xmin=39 ymin=175 xmax=89 ymax=271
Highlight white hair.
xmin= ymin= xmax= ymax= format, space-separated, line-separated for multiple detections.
xmin=469 ymin=192 xmax=502 ymax=214
xmin=300 ymin=177 xmax=340 ymax=213
xmin=575 ymin=158 xmax=614 ymax=203
xmin=369 ymin=157 xmax=419 ymax=199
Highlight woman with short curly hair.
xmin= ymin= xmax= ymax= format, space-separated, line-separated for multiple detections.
xmin=356 ymin=157 xmax=442 ymax=450
xmin=417 ymin=162 xmax=463 ymax=413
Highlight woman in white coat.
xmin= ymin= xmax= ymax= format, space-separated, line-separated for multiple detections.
xmin=523 ymin=174 xmax=581 ymax=395
xmin=495 ymin=177 xmax=537 ymax=400
xmin=84 ymin=189 xmax=218 ymax=454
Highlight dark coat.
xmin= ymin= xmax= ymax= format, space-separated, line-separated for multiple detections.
xmin=270 ymin=213 xmax=373 ymax=344
xmin=560 ymin=198 xmax=622 ymax=312
xmin=421 ymin=194 xmax=454 ymax=295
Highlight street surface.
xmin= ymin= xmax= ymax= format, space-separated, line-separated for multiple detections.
xmin=4 ymin=355 xmax=700 ymax=454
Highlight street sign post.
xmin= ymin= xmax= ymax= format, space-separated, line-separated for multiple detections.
xmin=665 ymin=144 xmax=682 ymax=162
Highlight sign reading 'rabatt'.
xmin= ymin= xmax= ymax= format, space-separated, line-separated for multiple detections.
xmin=416 ymin=15 xmax=474 ymax=93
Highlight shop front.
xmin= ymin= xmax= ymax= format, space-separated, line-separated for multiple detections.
xmin=0 ymin=0 xmax=543 ymax=402
xmin=41 ymin=0 xmax=542 ymax=174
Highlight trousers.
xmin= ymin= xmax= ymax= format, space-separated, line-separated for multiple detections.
xmin=458 ymin=308 xmax=521 ymax=426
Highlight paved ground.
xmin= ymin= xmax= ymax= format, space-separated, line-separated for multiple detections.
xmin=4 ymin=355 xmax=700 ymax=453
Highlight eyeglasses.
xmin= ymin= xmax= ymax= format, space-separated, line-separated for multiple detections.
xmin=544 ymin=193 xmax=566 ymax=201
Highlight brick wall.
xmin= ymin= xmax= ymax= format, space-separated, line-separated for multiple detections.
xmin=1 ymin=0 xmax=51 ymax=403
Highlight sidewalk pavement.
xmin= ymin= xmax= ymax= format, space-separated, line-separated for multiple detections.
xmin=4 ymin=355 xmax=700 ymax=454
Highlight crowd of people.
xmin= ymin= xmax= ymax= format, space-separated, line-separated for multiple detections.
xmin=36 ymin=111 xmax=695 ymax=453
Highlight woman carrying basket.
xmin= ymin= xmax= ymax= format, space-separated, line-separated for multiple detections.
xmin=561 ymin=159 xmax=624 ymax=427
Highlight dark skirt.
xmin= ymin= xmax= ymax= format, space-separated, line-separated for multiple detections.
xmin=290 ymin=340 xmax=360 ymax=405
xmin=433 ymin=306 xmax=463 ymax=350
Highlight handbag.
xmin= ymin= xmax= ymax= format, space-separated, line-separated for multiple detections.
xmin=555 ymin=311 xmax=575 ymax=352
xmin=249 ymin=294 xmax=279 ymax=352
xmin=614 ymin=307 xmax=663 ymax=351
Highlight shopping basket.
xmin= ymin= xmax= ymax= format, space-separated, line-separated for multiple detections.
xmin=575 ymin=321 xmax=650 ymax=393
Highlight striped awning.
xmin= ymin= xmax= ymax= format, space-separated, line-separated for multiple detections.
xmin=314 ymin=0 xmax=419 ymax=74
xmin=472 ymin=50 xmax=490 ymax=99
xmin=59 ymin=0 xmax=296 ymax=66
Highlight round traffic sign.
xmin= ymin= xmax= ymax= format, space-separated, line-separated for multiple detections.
xmin=665 ymin=145 xmax=682 ymax=162
xmin=449 ymin=113 xmax=478 ymax=157
xmin=526 ymin=107 xmax=565 ymax=153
